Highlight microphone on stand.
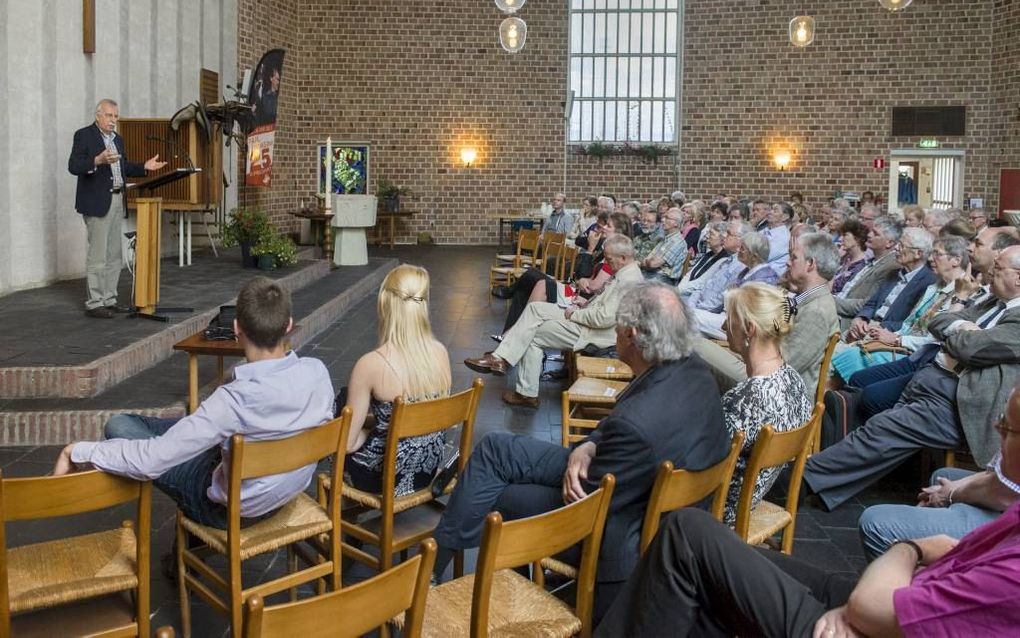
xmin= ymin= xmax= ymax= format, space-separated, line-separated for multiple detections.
xmin=146 ymin=135 xmax=195 ymax=171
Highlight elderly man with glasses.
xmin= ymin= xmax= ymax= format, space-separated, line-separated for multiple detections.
xmin=640 ymin=207 xmax=689 ymax=285
xmin=968 ymin=208 xmax=989 ymax=233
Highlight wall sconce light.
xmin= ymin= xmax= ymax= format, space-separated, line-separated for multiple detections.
xmin=774 ymin=152 xmax=791 ymax=171
xmin=499 ymin=17 xmax=527 ymax=53
xmin=789 ymin=16 xmax=815 ymax=47
xmin=878 ymin=0 xmax=913 ymax=11
xmin=461 ymin=147 xmax=478 ymax=167
xmin=494 ymin=0 xmax=525 ymax=14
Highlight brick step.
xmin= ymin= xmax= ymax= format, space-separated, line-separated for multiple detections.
xmin=0 ymin=257 xmax=397 ymax=445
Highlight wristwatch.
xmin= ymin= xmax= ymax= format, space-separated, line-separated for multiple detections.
xmin=950 ymin=295 xmax=974 ymax=308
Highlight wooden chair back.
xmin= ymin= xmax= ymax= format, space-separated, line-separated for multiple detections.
xmin=471 ymin=474 xmax=615 ymax=638
xmin=541 ymin=239 xmax=565 ymax=278
xmin=380 ymin=379 xmax=484 ymax=511
xmin=733 ymin=403 xmax=823 ymax=551
xmin=0 ymin=470 xmax=152 ymax=636
xmin=814 ymin=331 xmax=841 ymax=407
xmin=512 ymin=228 xmax=541 ymax=268
xmin=243 ymin=540 xmax=437 ymax=638
xmin=640 ymin=432 xmax=744 ymax=553
xmin=559 ymin=244 xmax=579 ymax=282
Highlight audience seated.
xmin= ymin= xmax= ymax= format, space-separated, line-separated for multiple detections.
xmin=697 ymin=232 xmax=839 ymax=395
xmin=640 ymin=206 xmax=689 ymax=285
xmin=544 ymin=192 xmax=574 ymax=235
xmin=693 ymin=230 xmax=777 ymax=340
xmin=677 ymin=221 xmax=730 ymax=295
xmin=683 ymin=221 xmax=750 ymax=310
xmin=597 ymin=386 xmax=1020 ymax=636
xmin=804 ymin=244 xmax=1020 ymax=510
xmin=829 ymin=219 xmax=870 ymax=295
xmin=923 ymin=208 xmax=955 ymax=237
xmin=343 ymin=265 xmax=452 ymax=495
xmin=679 ymin=202 xmax=702 ymax=254
xmin=834 ymin=217 xmax=902 ymax=330
xmin=52 ymin=277 xmax=334 ymax=530
xmin=631 ymin=207 xmax=664 ymax=262
xmin=750 ymin=199 xmax=770 ymax=232
xmin=465 ymin=235 xmax=643 ymax=407
xmin=762 ymin=202 xmax=793 ymax=275
xmin=831 ymin=236 xmax=969 ymax=384
xmin=713 ymin=283 xmax=813 ymax=524
xmin=434 ymin=282 xmax=731 ymax=621
xmin=571 ymin=195 xmax=599 ymax=241
xmin=845 ymin=226 xmax=937 ymax=342
xmin=969 ymin=208 xmax=989 ymax=233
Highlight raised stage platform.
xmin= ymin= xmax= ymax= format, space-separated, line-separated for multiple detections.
xmin=0 ymin=248 xmax=396 ymax=445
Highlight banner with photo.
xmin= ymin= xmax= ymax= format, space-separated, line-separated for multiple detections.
xmin=245 ymin=48 xmax=285 ymax=187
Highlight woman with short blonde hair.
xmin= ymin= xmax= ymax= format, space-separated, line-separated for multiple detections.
xmin=719 ymin=282 xmax=812 ymax=524
xmin=344 ymin=264 xmax=453 ymax=495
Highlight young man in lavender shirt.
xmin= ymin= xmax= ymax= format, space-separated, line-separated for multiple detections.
xmin=53 ymin=277 xmax=335 ymax=530
xmin=597 ymin=383 xmax=1020 ymax=637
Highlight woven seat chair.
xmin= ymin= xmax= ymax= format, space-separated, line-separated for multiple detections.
xmin=324 ymin=380 xmax=483 ymax=579
xmin=176 ymin=409 xmax=352 ymax=638
xmin=560 ymin=376 xmax=629 ymax=447
xmin=733 ymin=402 xmax=823 ymax=555
xmin=489 ymin=229 xmax=541 ymax=303
xmin=573 ymin=356 xmax=634 ymax=381
xmin=639 ymin=432 xmax=744 ymax=553
xmin=415 ymin=474 xmax=615 ymax=638
xmin=0 ymin=469 xmax=151 ymax=638
xmin=810 ymin=332 xmax=842 ymax=454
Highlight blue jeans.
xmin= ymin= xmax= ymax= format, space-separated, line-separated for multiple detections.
xmin=105 ymin=414 xmax=232 ymax=529
xmin=857 ymin=468 xmax=999 ymax=559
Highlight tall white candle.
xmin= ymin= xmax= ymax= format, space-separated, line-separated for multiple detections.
xmin=324 ymin=136 xmax=333 ymax=211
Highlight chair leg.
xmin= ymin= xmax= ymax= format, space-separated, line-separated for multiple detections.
xmin=288 ymin=546 xmax=298 ymax=602
xmin=175 ymin=516 xmax=192 ymax=638
xmin=454 ymin=550 xmax=464 ymax=578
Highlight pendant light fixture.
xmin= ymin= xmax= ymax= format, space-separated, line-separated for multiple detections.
xmin=494 ymin=0 xmax=525 ymax=14
xmin=789 ymin=15 xmax=815 ymax=47
xmin=499 ymin=17 xmax=527 ymax=53
xmin=878 ymin=0 xmax=913 ymax=11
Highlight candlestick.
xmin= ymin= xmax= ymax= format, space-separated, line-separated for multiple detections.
xmin=324 ymin=136 xmax=333 ymax=211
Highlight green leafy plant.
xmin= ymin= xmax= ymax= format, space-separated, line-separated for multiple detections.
xmin=251 ymin=232 xmax=298 ymax=267
xmin=376 ymin=178 xmax=413 ymax=199
xmin=220 ymin=207 xmax=272 ymax=248
xmin=584 ymin=140 xmax=613 ymax=160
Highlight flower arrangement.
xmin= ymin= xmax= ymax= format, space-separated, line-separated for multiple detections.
xmin=220 ymin=207 xmax=273 ymax=248
xmin=572 ymin=140 xmax=677 ymax=164
xmin=251 ymin=232 xmax=298 ymax=268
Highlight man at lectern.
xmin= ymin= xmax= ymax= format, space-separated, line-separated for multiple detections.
xmin=68 ymin=98 xmax=166 ymax=318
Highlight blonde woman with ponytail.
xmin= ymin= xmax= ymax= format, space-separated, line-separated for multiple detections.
xmin=719 ymin=282 xmax=812 ymax=525
xmin=344 ymin=265 xmax=452 ymax=496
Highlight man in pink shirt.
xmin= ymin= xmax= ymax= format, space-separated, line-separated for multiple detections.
xmin=596 ymin=384 xmax=1020 ymax=637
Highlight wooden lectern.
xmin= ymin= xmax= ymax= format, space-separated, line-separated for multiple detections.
xmin=128 ymin=168 xmax=200 ymax=321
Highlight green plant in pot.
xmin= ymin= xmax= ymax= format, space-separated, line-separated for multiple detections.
xmin=376 ymin=178 xmax=413 ymax=213
xmin=251 ymin=232 xmax=298 ymax=270
xmin=221 ymin=207 xmax=273 ymax=268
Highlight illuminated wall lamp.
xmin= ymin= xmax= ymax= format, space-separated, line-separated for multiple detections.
xmin=461 ymin=147 xmax=478 ymax=167
xmin=774 ymin=152 xmax=791 ymax=172
xmin=789 ymin=16 xmax=815 ymax=47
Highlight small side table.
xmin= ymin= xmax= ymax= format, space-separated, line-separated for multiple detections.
xmin=289 ymin=210 xmax=335 ymax=262
xmin=173 ymin=326 xmax=299 ymax=413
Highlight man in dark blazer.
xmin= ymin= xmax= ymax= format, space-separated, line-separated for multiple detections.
xmin=431 ymin=282 xmax=730 ymax=622
xmin=804 ymin=244 xmax=1020 ymax=510
xmin=846 ymin=226 xmax=937 ymax=341
xmin=68 ymin=99 xmax=165 ymax=318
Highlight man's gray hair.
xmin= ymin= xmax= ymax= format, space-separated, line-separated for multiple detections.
xmin=616 ymin=282 xmax=695 ymax=364
xmin=740 ymin=231 xmax=770 ymax=264
xmin=95 ymin=98 xmax=118 ymax=112
xmin=937 ymin=235 xmax=970 ymax=269
xmin=873 ymin=216 xmax=903 ymax=244
xmin=603 ymin=234 xmax=635 ymax=259
xmin=797 ymin=232 xmax=840 ymax=280
xmin=728 ymin=220 xmax=752 ymax=236
xmin=671 ymin=190 xmax=686 ymax=205
xmin=991 ymin=229 xmax=1020 ymax=252
xmin=708 ymin=221 xmax=729 ymax=235
xmin=926 ymin=208 xmax=955 ymax=228
xmin=902 ymin=227 xmax=934 ymax=257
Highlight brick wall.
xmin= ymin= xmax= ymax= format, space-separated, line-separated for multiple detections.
xmin=236 ymin=0 xmax=1020 ymax=244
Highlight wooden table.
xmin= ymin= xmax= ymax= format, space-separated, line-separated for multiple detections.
xmin=487 ymin=210 xmax=546 ymax=246
xmin=173 ymin=326 xmax=299 ymax=413
xmin=371 ymin=209 xmax=416 ymax=249
xmin=289 ymin=210 xmax=335 ymax=262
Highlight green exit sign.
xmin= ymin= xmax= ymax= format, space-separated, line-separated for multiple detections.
xmin=918 ymin=139 xmax=940 ymax=149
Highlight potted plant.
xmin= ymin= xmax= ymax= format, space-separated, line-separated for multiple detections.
xmin=376 ymin=178 xmax=413 ymax=213
xmin=221 ymin=207 xmax=273 ymax=267
xmin=251 ymin=232 xmax=298 ymax=270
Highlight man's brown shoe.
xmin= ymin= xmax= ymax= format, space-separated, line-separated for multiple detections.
xmin=464 ymin=353 xmax=508 ymax=376
xmin=85 ymin=306 xmax=115 ymax=319
xmin=501 ymin=390 xmax=539 ymax=408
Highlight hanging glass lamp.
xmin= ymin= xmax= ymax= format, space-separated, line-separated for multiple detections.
xmin=789 ymin=16 xmax=815 ymax=47
xmin=494 ymin=0 xmax=526 ymax=14
xmin=878 ymin=0 xmax=913 ymax=11
xmin=500 ymin=17 xmax=527 ymax=53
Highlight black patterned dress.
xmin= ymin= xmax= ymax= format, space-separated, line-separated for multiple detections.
xmin=345 ymin=397 xmax=444 ymax=496
xmin=721 ymin=364 xmax=813 ymax=525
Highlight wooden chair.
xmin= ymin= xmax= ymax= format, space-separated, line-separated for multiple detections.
xmin=416 ymin=474 xmax=616 ymax=638
xmin=238 ymin=540 xmax=436 ymax=638
xmin=0 ymin=470 xmax=151 ymax=638
xmin=560 ymin=377 xmax=629 ymax=447
xmin=733 ymin=402 xmax=823 ymax=555
xmin=327 ymin=380 xmax=483 ymax=578
xmin=573 ymin=355 xmax=634 ymax=381
xmin=558 ymin=244 xmax=579 ymax=283
xmin=176 ymin=409 xmax=352 ymax=638
xmin=810 ymin=331 xmax=842 ymax=454
xmin=639 ymin=432 xmax=745 ymax=553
